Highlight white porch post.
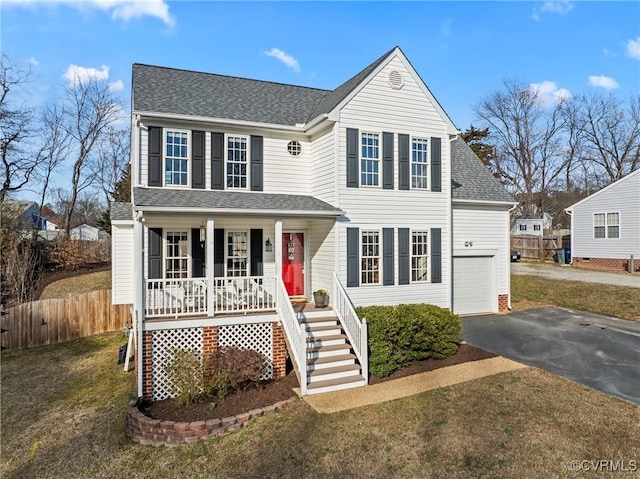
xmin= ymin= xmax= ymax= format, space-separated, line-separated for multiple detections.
xmin=134 ymin=215 xmax=145 ymax=398
xmin=275 ymin=219 xmax=283 ymax=280
xmin=206 ymin=217 xmax=215 ymax=317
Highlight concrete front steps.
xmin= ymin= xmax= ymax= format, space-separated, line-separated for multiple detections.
xmin=299 ymin=311 xmax=366 ymax=395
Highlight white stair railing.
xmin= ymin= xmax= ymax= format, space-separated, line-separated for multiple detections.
xmin=332 ymin=272 xmax=368 ymax=383
xmin=275 ymin=277 xmax=307 ymax=395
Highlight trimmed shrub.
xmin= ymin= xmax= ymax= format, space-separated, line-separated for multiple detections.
xmin=357 ymin=303 xmax=461 ymax=378
xmin=203 ymin=346 xmax=266 ymax=400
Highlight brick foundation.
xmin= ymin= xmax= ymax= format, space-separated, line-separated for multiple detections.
xmin=498 ymin=294 xmax=509 ymax=313
xmin=125 ymin=398 xmax=296 ymax=447
xmin=202 ymin=326 xmax=218 ymax=355
xmin=573 ymin=257 xmax=640 ymax=273
xmin=142 ymin=331 xmax=153 ymax=400
xmin=272 ymin=323 xmax=287 ymax=379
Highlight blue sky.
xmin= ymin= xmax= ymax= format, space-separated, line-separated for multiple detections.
xmin=2 ymin=0 xmax=639 ymax=201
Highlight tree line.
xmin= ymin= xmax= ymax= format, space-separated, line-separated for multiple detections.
xmin=465 ymin=78 xmax=639 ymax=228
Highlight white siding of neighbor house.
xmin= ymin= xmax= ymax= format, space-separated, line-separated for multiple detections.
xmin=570 ymin=171 xmax=640 ymax=259
xmin=513 ymin=218 xmax=544 ymax=236
xmin=112 ymin=222 xmax=134 ymax=304
xmin=453 ymin=205 xmax=511 ymax=300
xmin=333 ymin=56 xmax=452 ymax=308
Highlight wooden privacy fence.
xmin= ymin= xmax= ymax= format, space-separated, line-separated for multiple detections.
xmin=511 ymin=231 xmax=571 ymax=261
xmin=0 ymin=290 xmax=131 ymax=351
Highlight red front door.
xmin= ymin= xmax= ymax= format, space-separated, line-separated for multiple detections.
xmin=282 ymin=232 xmax=304 ymax=296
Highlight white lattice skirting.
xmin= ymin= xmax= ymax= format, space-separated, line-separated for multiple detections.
xmin=151 ymin=323 xmax=274 ymax=401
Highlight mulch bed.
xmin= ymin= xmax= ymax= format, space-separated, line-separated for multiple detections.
xmin=141 ymin=344 xmax=496 ymax=423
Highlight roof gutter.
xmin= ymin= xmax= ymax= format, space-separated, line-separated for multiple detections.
xmin=452 ymin=198 xmax=518 ymax=207
xmin=134 ymin=205 xmax=344 ymax=217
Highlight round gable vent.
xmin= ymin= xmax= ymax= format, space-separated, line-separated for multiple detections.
xmin=388 ymin=70 xmax=404 ymax=89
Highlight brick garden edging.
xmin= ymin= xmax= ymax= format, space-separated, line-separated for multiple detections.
xmin=126 ymin=397 xmax=297 ymax=447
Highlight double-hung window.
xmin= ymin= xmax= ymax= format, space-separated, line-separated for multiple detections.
xmin=361 ymin=231 xmax=380 ymax=284
xmin=165 ymin=130 xmax=189 ymax=186
xmin=165 ymin=231 xmax=188 ymax=278
xmin=227 ymin=136 xmax=248 ymax=189
xmin=411 ymin=231 xmax=429 ymax=282
xmin=411 ymin=138 xmax=429 ymax=189
xmin=594 ymin=213 xmax=619 ymax=239
xmin=227 ymin=231 xmax=248 ymax=276
xmin=361 ymin=133 xmax=380 ymax=186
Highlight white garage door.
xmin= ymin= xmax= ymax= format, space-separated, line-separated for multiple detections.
xmin=453 ymin=256 xmax=494 ymax=315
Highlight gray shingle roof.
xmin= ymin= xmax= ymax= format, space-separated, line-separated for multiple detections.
xmin=132 ymin=48 xmax=398 ymax=127
xmin=451 ymin=137 xmax=515 ymax=203
xmin=133 ymin=188 xmax=344 ymax=216
xmin=110 ymin=202 xmax=133 ymax=221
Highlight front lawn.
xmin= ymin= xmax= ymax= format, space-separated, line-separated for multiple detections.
xmin=2 ymin=333 xmax=638 ymax=479
xmin=511 ymin=274 xmax=640 ymax=322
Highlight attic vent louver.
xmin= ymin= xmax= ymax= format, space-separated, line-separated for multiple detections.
xmin=388 ymin=70 xmax=404 ymax=89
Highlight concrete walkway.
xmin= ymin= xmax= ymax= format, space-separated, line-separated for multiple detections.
xmin=302 ymin=356 xmax=528 ymax=414
xmin=512 ymin=262 xmax=640 ymax=288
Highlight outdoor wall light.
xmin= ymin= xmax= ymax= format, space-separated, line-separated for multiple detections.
xmin=265 ymin=238 xmax=273 ymax=252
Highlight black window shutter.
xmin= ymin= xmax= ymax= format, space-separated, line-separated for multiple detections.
xmin=398 ymin=134 xmax=409 ymax=190
xmin=250 ymin=135 xmax=264 ymax=191
xmin=191 ymin=130 xmax=205 ymax=189
xmin=191 ymin=229 xmax=205 ymax=277
xmin=398 ymin=228 xmax=410 ymax=285
xmin=431 ymin=137 xmax=441 ymax=192
xmin=431 ymin=228 xmax=442 ymax=284
xmin=148 ymin=127 xmax=162 ymax=187
xmin=214 ymin=228 xmax=225 ymax=277
xmin=250 ymin=228 xmax=263 ymax=276
xmin=346 ymin=227 xmax=359 ymax=287
xmin=383 ymin=228 xmax=394 ymax=285
xmin=211 ymin=132 xmax=224 ymax=190
xmin=346 ymin=128 xmax=359 ymax=188
xmin=383 ymin=132 xmax=394 ymax=189
xmin=148 ymin=227 xmax=163 ymax=279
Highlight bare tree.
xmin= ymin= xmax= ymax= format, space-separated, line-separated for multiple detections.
xmin=0 ymin=54 xmax=37 ymax=202
xmin=474 ymin=78 xmax=567 ymax=217
xmin=573 ymin=92 xmax=640 ymax=185
xmin=92 ymin=126 xmax=130 ymax=205
xmin=54 ymin=73 xmax=124 ymax=231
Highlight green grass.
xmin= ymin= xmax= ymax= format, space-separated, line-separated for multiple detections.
xmin=40 ymin=270 xmax=112 ymax=299
xmin=2 ymin=333 xmax=639 ymax=479
xmin=512 ymin=274 xmax=640 ymax=321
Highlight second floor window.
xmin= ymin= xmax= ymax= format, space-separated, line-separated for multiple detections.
xmin=411 ymin=138 xmax=428 ymax=189
xmin=227 ymin=136 xmax=248 ymax=189
xmin=165 ymin=130 xmax=188 ymax=186
xmin=361 ymin=133 xmax=379 ymax=186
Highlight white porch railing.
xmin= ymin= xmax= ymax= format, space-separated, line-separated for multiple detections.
xmin=332 ymin=272 xmax=368 ymax=383
xmin=145 ymin=276 xmax=276 ymax=318
xmin=275 ymin=277 xmax=307 ymax=395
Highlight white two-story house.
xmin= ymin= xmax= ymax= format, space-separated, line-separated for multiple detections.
xmin=112 ymin=46 xmax=515 ymax=400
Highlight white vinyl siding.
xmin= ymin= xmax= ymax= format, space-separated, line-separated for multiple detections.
xmin=570 ymin=170 xmax=640 ymax=259
xmin=112 ymin=222 xmax=134 ymax=304
xmin=309 ymin=127 xmax=335 ymax=203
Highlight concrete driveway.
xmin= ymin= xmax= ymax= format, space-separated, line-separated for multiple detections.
xmin=462 ymin=307 xmax=640 ymax=405
xmin=512 ymin=262 xmax=640 ymax=288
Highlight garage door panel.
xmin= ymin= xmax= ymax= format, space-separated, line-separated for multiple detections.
xmin=453 ymin=256 xmax=493 ymax=315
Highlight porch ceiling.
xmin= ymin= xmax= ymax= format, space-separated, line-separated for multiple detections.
xmin=133 ymin=187 xmax=344 ymax=217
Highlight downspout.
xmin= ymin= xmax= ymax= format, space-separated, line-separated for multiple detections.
xmin=507 ymin=203 xmax=518 ymax=310
xmin=134 ymin=211 xmax=145 ymax=398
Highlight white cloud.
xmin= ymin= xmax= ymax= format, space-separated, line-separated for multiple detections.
xmin=588 ymin=75 xmax=620 ymax=90
xmin=602 ymin=47 xmax=616 ymax=58
xmin=440 ymin=18 xmax=453 ymax=40
xmin=626 ymin=36 xmax=640 ymax=60
xmin=532 ymin=1 xmax=573 ymax=21
xmin=264 ymin=48 xmax=301 ymax=73
xmin=529 ymin=81 xmax=572 ymax=106
xmin=108 ymin=79 xmax=124 ymax=92
xmin=27 ymin=57 xmax=39 ymax=66
xmin=62 ymin=64 xmax=110 ymax=86
xmin=6 ymin=0 xmax=175 ymax=27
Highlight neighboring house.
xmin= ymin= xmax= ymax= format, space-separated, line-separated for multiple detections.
xmin=111 ymin=46 xmax=515 ymax=401
xmin=512 ymin=212 xmax=552 ymax=236
xmin=566 ymin=169 xmax=640 ymax=272
xmin=69 ymin=224 xmax=100 ymax=241
xmin=2 ymin=201 xmax=48 ymax=230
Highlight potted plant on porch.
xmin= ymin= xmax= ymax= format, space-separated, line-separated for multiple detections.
xmin=313 ymin=289 xmax=329 ymax=308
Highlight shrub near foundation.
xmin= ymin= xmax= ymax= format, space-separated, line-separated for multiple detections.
xmin=357 ymin=304 xmax=462 ymax=378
